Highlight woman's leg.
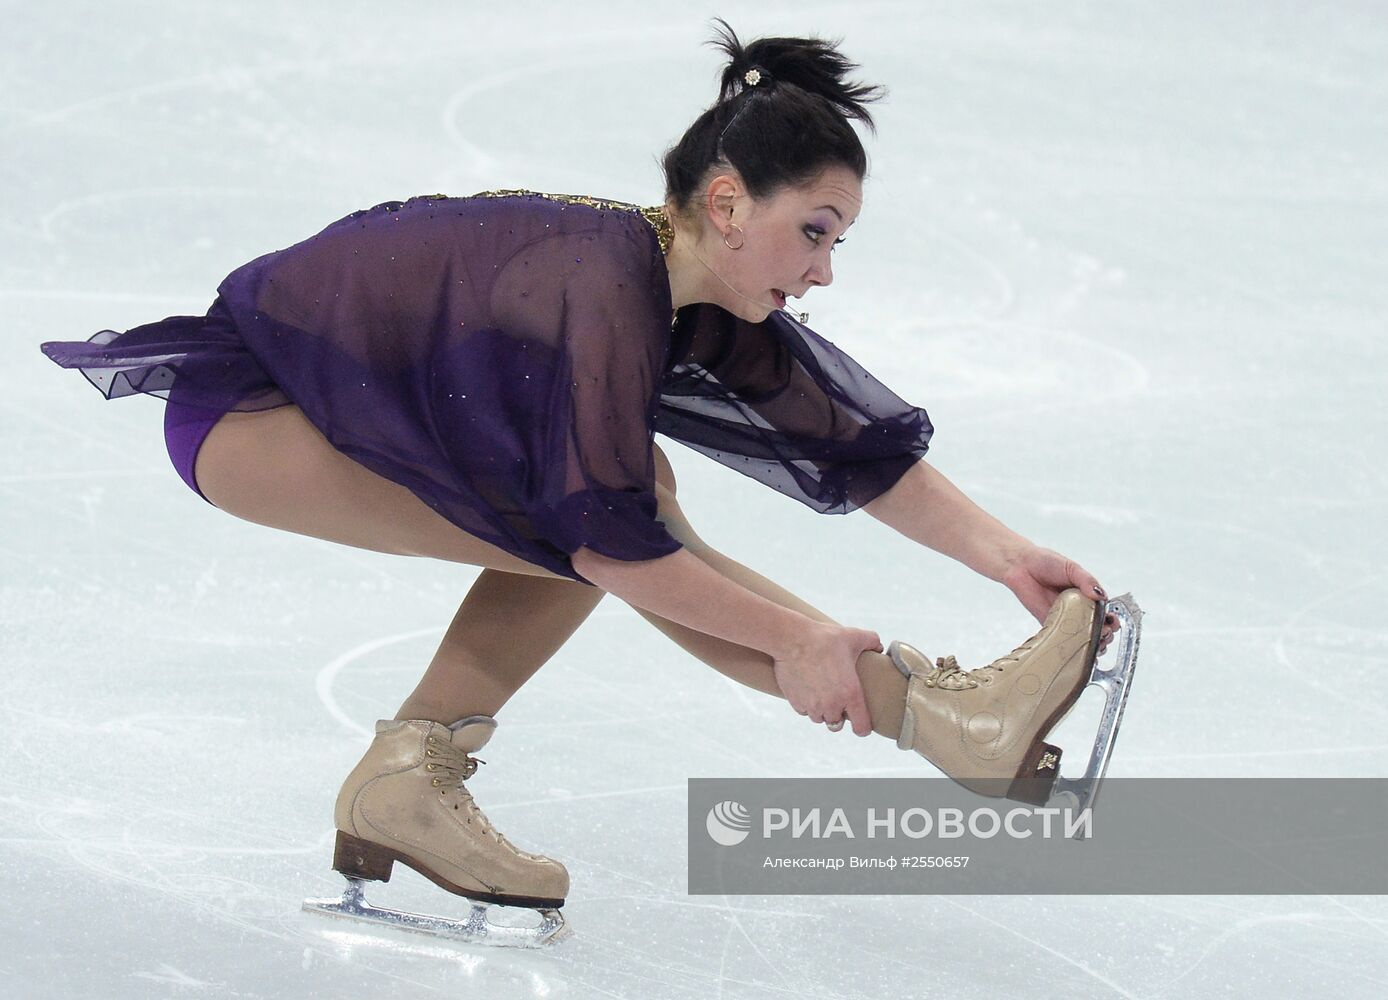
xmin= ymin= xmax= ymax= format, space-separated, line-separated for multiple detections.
xmin=393 ymin=570 xmax=605 ymax=723
xmin=196 ymin=404 xmax=569 ymax=575
xmin=195 ymin=407 xmax=906 ymax=735
xmin=196 ymin=404 xmax=611 ymax=724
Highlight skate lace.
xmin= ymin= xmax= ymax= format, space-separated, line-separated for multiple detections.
xmin=985 ymin=631 xmax=1044 ymax=674
xmin=920 ymin=655 xmax=980 ymax=690
xmin=424 ymin=735 xmax=524 ymax=852
xmin=925 ymin=630 xmax=1043 ymax=689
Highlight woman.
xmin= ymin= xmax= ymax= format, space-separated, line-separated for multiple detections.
xmin=41 ymin=21 xmax=1124 ymax=941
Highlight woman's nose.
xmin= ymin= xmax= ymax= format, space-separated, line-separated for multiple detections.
xmin=806 ymin=256 xmax=833 ymax=288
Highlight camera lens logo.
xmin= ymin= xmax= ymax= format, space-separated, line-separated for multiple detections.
xmin=706 ymin=800 xmax=751 ymax=846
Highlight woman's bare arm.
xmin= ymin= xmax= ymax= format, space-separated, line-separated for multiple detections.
xmin=571 ymin=546 xmax=818 ymax=658
xmin=864 ymin=458 xmax=1113 ymax=641
xmin=862 ymin=458 xmax=1031 ymax=582
xmin=571 ymin=545 xmax=884 ymax=732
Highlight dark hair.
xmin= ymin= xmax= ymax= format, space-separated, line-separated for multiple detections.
xmin=661 ymin=19 xmax=886 ymax=221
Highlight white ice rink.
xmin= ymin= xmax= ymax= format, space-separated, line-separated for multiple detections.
xmin=4 ymin=1 xmax=1386 ymax=996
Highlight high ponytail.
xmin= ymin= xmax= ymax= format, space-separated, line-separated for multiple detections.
xmin=661 ymin=19 xmax=886 ymax=220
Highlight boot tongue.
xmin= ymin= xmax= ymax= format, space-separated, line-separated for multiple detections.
xmin=447 ymin=714 xmax=497 ymax=753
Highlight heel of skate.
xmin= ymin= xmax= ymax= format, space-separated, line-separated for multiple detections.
xmin=1007 ymin=741 xmax=1062 ymax=806
xmin=333 ymin=830 xmax=395 ymax=882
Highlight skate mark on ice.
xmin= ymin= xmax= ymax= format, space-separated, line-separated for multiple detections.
xmin=940 ymin=898 xmax=1145 ymax=999
xmin=0 ymin=457 xmax=186 ymax=555
xmin=1043 ymin=207 xmax=1298 ymax=313
xmin=578 ymin=652 xmax=775 ymax=774
xmin=36 ymin=186 xmax=289 ymax=244
xmin=1172 ymin=510 xmax=1338 ymax=582
xmin=910 ymin=319 xmax=1149 ymax=413
xmin=441 ymin=48 xmax=668 ymax=180
xmin=32 ymin=796 xmax=329 ymax=862
xmin=493 ymin=783 xmax=684 ymax=812
xmin=0 ymin=467 xmax=164 ymax=484
xmin=23 ymin=59 xmax=330 ymax=129
xmin=717 ymin=899 xmax=826 ymax=1000
xmin=32 ymin=805 xmax=442 ymax=993
xmin=1123 ymin=743 xmax=1388 ymax=763
xmin=1036 ymin=502 xmax=1142 ymax=526
xmin=1157 ymin=908 xmax=1388 ymax=990
xmin=1128 ymin=793 xmax=1388 ymax=959
xmin=308 ymin=925 xmax=531 ymax=984
xmin=132 ymin=963 xmax=221 ymax=989
xmin=316 ymin=627 xmax=443 ymax=739
xmin=582 ymin=895 xmax=827 ymax=921
xmin=911 ymin=216 xmax=1018 ymax=323
xmin=0 ymin=396 xmax=159 ymax=472
xmin=1274 ymin=637 xmax=1388 ymax=723
xmin=719 ymin=671 xmax=779 ymax=719
xmin=1276 ymin=573 xmax=1388 ymax=636
xmin=1270 ymin=574 xmax=1388 ymax=723
xmin=90 ymin=712 xmax=249 ymax=739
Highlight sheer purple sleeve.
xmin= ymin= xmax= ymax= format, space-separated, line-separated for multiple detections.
xmin=657 ymin=305 xmax=933 ymax=513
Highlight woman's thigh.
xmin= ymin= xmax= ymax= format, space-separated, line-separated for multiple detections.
xmin=194 ymin=403 xmax=567 ymax=578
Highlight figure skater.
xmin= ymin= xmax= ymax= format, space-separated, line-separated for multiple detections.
xmin=41 ymin=20 xmax=1134 ymax=944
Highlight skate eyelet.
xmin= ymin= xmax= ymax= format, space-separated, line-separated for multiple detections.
xmin=431 ymin=778 xmax=440 ymax=786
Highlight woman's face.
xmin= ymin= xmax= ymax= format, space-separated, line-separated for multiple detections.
xmin=714 ymin=164 xmax=864 ymax=323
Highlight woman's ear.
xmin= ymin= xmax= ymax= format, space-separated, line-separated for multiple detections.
xmin=704 ymin=172 xmax=742 ymax=224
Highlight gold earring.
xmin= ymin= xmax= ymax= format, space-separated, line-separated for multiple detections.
xmin=723 ymin=223 xmax=745 ymax=250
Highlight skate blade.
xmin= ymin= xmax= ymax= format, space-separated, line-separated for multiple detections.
xmin=302 ymin=877 xmax=569 ymax=948
xmin=1046 ymin=592 xmax=1143 ymax=833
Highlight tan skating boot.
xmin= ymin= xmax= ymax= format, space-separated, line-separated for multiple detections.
xmin=890 ymin=588 xmax=1104 ymax=805
xmin=332 ymin=716 xmax=568 ymax=908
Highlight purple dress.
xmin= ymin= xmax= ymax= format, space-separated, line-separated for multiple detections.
xmin=40 ymin=190 xmax=933 ymax=583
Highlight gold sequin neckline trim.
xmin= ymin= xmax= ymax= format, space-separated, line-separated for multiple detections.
xmin=469 ymin=188 xmax=673 ymax=255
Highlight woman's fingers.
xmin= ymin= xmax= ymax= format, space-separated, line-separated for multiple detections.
xmin=845 ymin=686 xmax=873 ymax=737
xmin=776 ymin=623 xmax=880 ymax=737
xmin=1066 ymin=563 xmax=1106 ymax=605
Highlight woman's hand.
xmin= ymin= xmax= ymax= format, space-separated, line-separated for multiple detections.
xmin=772 ymin=622 xmax=883 ymax=737
xmin=1000 ymin=545 xmax=1118 ymax=654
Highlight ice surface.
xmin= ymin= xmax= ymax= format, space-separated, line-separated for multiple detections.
xmin=4 ymin=1 xmax=1386 ymax=997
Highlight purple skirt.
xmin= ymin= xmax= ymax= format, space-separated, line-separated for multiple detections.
xmin=46 ymin=295 xmax=295 ymax=511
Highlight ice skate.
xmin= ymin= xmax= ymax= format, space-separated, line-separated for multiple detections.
xmin=302 ymin=716 xmax=570 ymax=947
xmin=891 ymin=589 xmax=1142 ymax=817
